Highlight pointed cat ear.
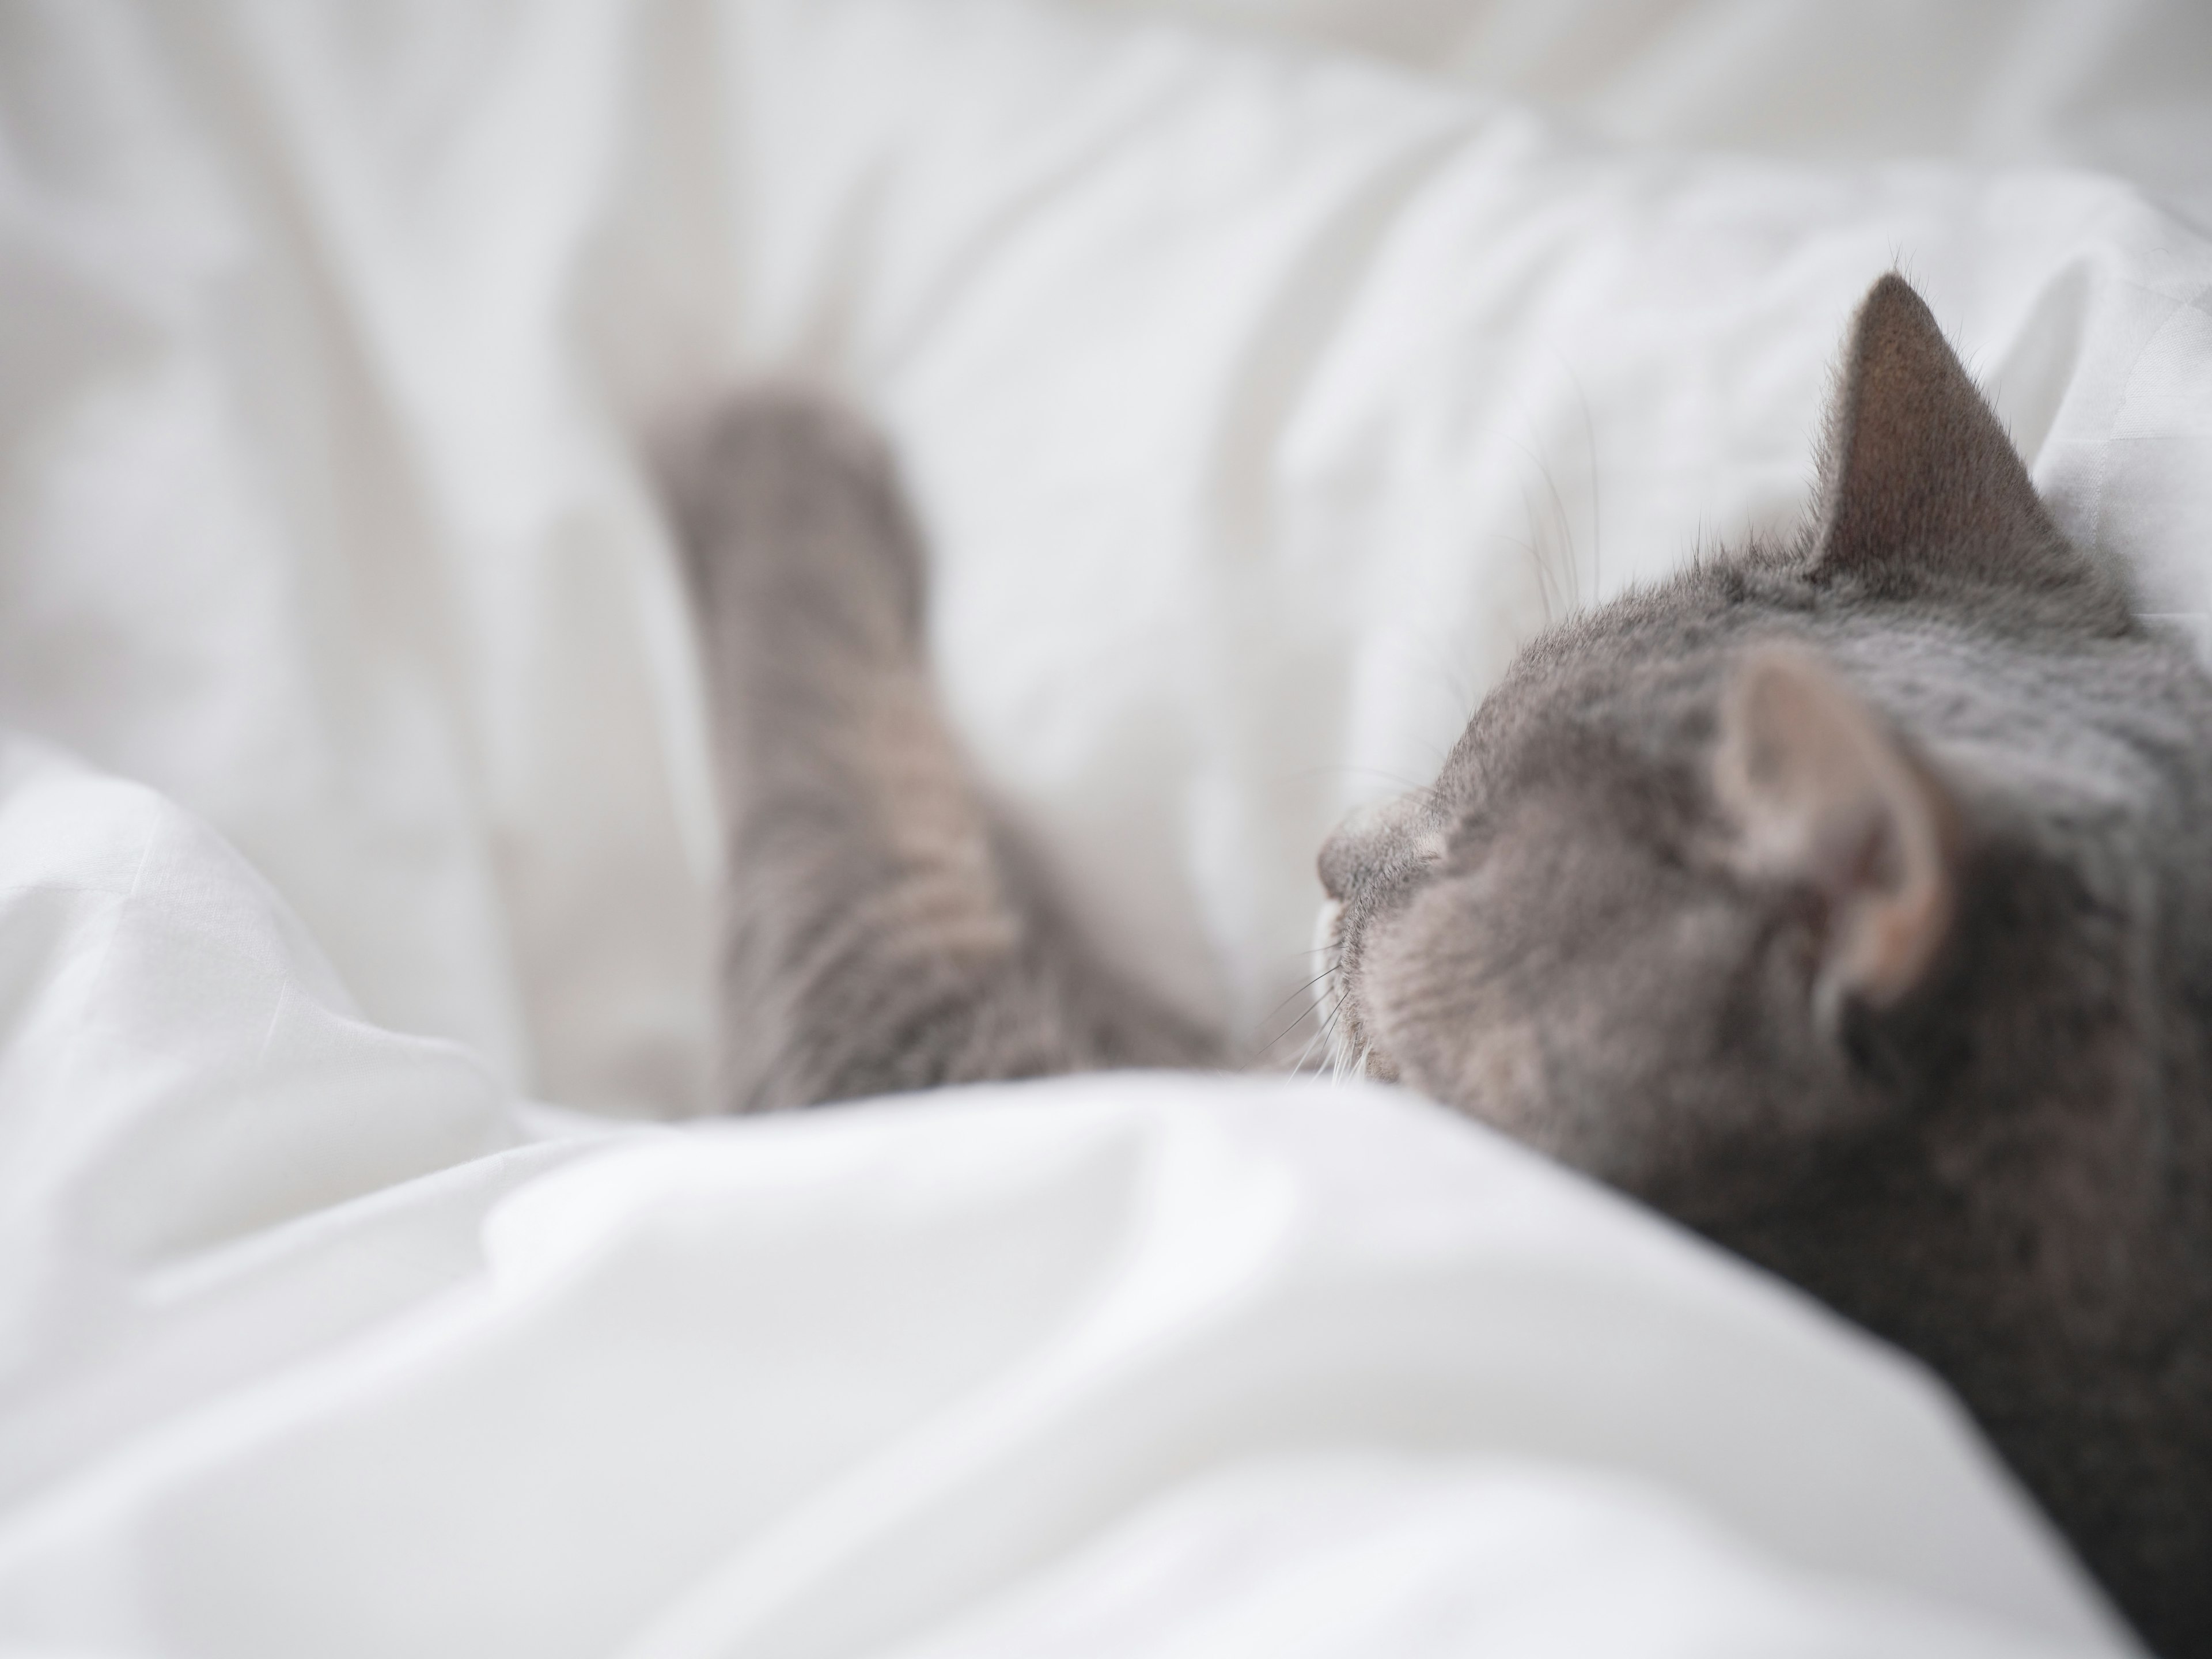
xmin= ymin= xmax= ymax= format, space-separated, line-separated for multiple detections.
xmin=1808 ymin=274 xmax=2071 ymax=594
xmin=1715 ymin=647 xmax=1957 ymax=1020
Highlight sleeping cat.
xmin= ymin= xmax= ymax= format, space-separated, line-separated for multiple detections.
xmin=665 ymin=275 xmax=2211 ymax=1656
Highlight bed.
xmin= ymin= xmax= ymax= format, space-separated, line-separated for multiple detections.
xmin=2 ymin=0 xmax=2208 ymax=1652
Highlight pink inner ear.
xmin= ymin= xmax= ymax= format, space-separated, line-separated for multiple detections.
xmin=1717 ymin=646 xmax=1957 ymax=1010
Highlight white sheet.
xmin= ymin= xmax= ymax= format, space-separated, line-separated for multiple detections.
xmin=2 ymin=0 xmax=2208 ymax=1651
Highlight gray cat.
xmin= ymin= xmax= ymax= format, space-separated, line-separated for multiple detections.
xmin=665 ymin=275 xmax=2211 ymax=1656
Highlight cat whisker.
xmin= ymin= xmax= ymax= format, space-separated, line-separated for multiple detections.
xmin=1300 ymin=987 xmax=1349 ymax=1078
xmin=1248 ymin=967 xmax=1342 ymax=1057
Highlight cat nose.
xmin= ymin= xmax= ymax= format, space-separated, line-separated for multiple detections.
xmin=1317 ymin=798 xmax=1396 ymax=900
xmin=1318 ymin=796 xmax=1446 ymax=900
xmin=1317 ymin=830 xmax=1354 ymax=901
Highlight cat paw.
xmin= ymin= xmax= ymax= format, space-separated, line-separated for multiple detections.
xmin=657 ymin=384 xmax=927 ymax=659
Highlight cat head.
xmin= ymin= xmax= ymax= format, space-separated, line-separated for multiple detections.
xmin=1318 ymin=274 xmax=2154 ymax=1224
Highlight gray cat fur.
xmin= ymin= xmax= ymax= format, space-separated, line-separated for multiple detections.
xmin=666 ymin=276 xmax=2210 ymax=1654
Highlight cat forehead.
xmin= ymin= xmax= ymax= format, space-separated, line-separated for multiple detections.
xmin=1457 ymin=575 xmax=1753 ymax=762
xmin=1451 ymin=558 xmax=2190 ymax=845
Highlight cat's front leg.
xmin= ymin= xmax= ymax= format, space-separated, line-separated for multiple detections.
xmin=665 ymin=388 xmax=1218 ymax=1111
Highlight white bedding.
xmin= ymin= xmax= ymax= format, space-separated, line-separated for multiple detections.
xmin=0 ymin=737 xmax=2128 ymax=1656
xmin=2 ymin=0 xmax=2208 ymax=1652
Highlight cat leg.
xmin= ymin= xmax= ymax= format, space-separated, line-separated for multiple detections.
xmin=666 ymin=388 xmax=1220 ymax=1112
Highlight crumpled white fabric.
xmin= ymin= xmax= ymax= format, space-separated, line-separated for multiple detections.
xmin=1 ymin=0 xmax=2207 ymax=1652
xmin=0 ymin=737 xmax=2127 ymax=1656
xmin=1093 ymin=0 xmax=2212 ymax=233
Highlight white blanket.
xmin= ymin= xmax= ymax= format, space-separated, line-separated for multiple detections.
xmin=3 ymin=0 xmax=2207 ymax=1652
xmin=0 ymin=738 xmax=2126 ymax=1655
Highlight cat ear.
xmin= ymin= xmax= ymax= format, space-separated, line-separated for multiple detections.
xmin=1715 ymin=647 xmax=1957 ymax=1019
xmin=1808 ymin=274 xmax=2068 ymax=594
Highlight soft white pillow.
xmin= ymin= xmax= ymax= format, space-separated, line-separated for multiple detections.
xmin=1089 ymin=0 xmax=2212 ymax=228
